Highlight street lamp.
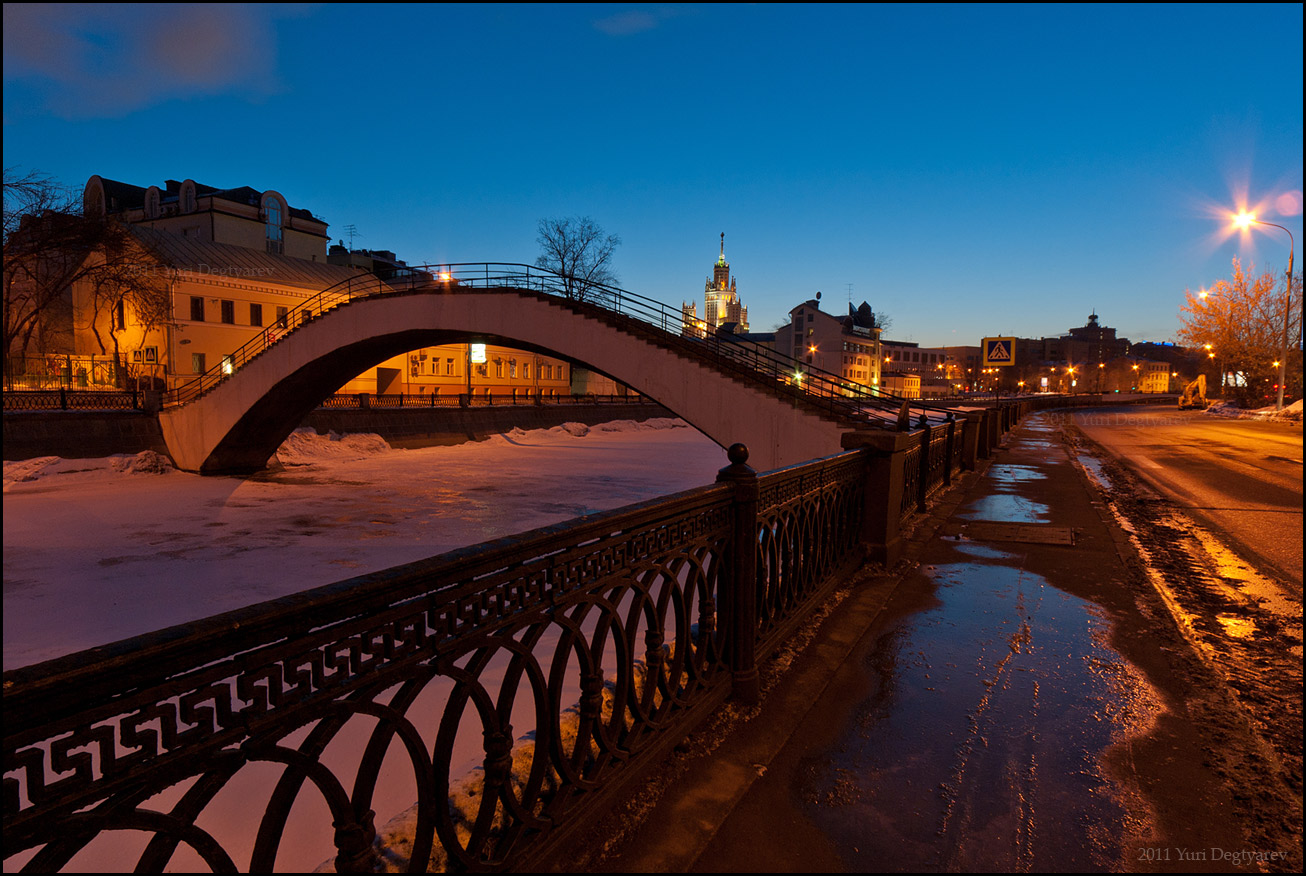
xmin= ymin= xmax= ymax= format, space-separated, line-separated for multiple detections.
xmin=1233 ymin=210 xmax=1295 ymax=410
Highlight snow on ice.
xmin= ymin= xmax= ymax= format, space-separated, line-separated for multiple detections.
xmin=2 ymin=418 xmax=724 ymax=670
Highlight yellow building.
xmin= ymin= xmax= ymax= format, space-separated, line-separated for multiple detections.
xmin=69 ymin=175 xmax=572 ymax=397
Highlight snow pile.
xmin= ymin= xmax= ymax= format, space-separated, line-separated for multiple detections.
xmin=2 ymin=456 xmax=61 ymax=490
xmin=110 ymin=450 xmax=174 ymax=475
xmin=591 ymin=417 xmax=687 ymax=432
xmin=557 ymin=421 xmax=590 ymax=437
xmin=275 ymin=428 xmax=394 ymax=464
xmin=1205 ymin=399 xmax=1303 ymax=423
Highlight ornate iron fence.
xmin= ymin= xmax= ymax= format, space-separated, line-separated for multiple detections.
xmin=3 ymin=389 xmax=141 ymax=411
xmin=3 ymin=444 xmax=878 ymax=874
xmin=314 ymin=393 xmax=655 ymax=410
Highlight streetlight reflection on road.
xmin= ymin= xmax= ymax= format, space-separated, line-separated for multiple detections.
xmin=1232 ymin=210 xmax=1295 ymax=411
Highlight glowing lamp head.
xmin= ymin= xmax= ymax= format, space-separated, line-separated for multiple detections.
xmin=1233 ymin=210 xmax=1256 ymax=230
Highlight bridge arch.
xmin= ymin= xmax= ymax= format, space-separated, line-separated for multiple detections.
xmin=158 ymin=290 xmax=852 ymax=474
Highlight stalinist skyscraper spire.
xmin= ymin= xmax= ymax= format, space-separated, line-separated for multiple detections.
xmin=682 ymin=232 xmax=748 ymax=335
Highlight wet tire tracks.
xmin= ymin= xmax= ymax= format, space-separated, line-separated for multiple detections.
xmin=1065 ymin=426 xmax=1304 ymax=869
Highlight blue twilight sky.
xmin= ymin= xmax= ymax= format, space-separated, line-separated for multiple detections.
xmin=3 ymin=3 xmax=1302 ymax=348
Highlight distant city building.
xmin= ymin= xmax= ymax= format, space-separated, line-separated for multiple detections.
xmin=683 ymin=233 xmax=749 ymax=336
xmin=881 ymin=339 xmax=952 ymax=398
xmin=776 ymin=294 xmax=883 ymax=394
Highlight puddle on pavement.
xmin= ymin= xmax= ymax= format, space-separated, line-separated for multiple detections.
xmin=987 ymin=464 xmax=1047 ymax=482
xmin=955 ymin=462 xmax=1051 ymax=523
xmin=949 ymin=541 xmax=1014 ymax=560
xmin=797 ymin=560 xmax=1162 ymax=872
xmin=956 ymin=492 xmax=1050 ymax=523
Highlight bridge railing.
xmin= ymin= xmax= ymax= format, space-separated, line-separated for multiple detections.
xmin=160 ymin=263 xmax=956 ymax=427
xmin=2 ymin=443 xmax=880 ymax=874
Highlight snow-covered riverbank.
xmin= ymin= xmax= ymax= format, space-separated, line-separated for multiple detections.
xmin=3 ymin=418 xmax=724 ymax=669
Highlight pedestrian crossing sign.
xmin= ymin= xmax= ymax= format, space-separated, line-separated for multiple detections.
xmin=983 ymin=337 xmax=1016 ymax=366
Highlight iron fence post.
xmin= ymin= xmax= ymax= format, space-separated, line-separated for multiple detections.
xmin=917 ymin=417 xmax=931 ymax=513
xmin=716 ymin=443 xmax=759 ymax=704
xmin=943 ymin=413 xmax=955 ymax=486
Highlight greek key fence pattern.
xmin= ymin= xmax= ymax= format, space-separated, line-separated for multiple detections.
xmin=3 ymin=389 xmax=141 ymax=411
xmin=3 ymin=487 xmax=738 ymax=873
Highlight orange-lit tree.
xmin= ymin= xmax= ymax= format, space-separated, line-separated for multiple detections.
xmin=1177 ymin=257 xmax=1303 ymax=406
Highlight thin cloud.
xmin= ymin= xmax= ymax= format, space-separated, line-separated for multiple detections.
xmin=592 ymin=6 xmax=690 ymax=37
xmin=2 ymin=4 xmax=290 ymax=119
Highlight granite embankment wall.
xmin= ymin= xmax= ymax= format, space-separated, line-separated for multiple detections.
xmin=2 ymin=402 xmax=674 ymax=461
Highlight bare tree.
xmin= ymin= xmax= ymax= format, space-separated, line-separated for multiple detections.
xmin=3 ymin=168 xmax=96 ymax=359
xmin=82 ymin=235 xmax=172 ymax=387
xmin=535 ymin=216 xmax=621 ymax=302
xmin=4 ymin=167 xmax=173 ymax=386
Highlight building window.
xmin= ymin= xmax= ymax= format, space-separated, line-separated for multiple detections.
xmin=190 ymin=296 xmax=205 ymax=321
xmin=192 ymin=353 xmax=206 ymax=374
xmin=265 ymin=197 xmax=283 ymax=255
xmin=509 ymin=361 xmax=517 ymax=379
xmin=220 ymin=300 xmax=235 ymax=324
xmin=275 ymin=306 xmax=288 ymax=329
xmin=113 ymin=301 xmax=125 ymax=331
xmin=249 ymin=303 xmax=263 ymax=327
xmin=523 ymin=362 xmax=530 ymax=379
xmin=495 ymin=361 xmax=503 ymax=378
xmin=445 ymin=358 xmax=454 ymax=376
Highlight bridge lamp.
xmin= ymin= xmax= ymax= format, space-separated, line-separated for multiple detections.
xmin=1231 ymin=209 xmax=1294 ymax=410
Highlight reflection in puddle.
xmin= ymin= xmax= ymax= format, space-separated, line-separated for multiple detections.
xmin=951 ymin=541 xmax=1014 ymax=560
xmin=988 ymin=464 xmax=1047 ymax=482
xmin=802 ymin=561 xmax=1161 ymax=872
xmin=957 ymin=492 xmax=1050 ymax=523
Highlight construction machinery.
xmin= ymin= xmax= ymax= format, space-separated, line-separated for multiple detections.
xmin=1178 ymin=374 xmax=1208 ymax=410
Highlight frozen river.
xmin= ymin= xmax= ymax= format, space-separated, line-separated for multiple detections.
xmin=2 ymin=419 xmax=725 ymax=670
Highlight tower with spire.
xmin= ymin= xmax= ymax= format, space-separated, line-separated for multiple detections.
xmin=683 ymin=233 xmax=749 ymax=336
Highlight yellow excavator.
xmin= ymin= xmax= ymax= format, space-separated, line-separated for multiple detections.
xmin=1178 ymin=374 xmax=1208 ymax=410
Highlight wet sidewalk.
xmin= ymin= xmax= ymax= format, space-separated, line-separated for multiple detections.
xmin=598 ymin=412 xmax=1260 ymax=873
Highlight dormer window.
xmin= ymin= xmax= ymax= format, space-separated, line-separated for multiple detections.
xmin=145 ymin=187 xmax=160 ymax=219
xmin=265 ymin=196 xmax=283 ymax=254
xmin=182 ymin=181 xmax=197 ymax=214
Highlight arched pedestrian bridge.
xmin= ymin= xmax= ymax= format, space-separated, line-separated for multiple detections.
xmin=159 ymin=265 xmax=915 ymax=474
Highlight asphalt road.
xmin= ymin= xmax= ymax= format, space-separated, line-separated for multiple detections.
xmin=1068 ymin=406 xmax=1304 ymax=593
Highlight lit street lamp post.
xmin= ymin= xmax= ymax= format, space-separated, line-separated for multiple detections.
xmin=1234 ymin=212 xmax=1295 ymax=410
